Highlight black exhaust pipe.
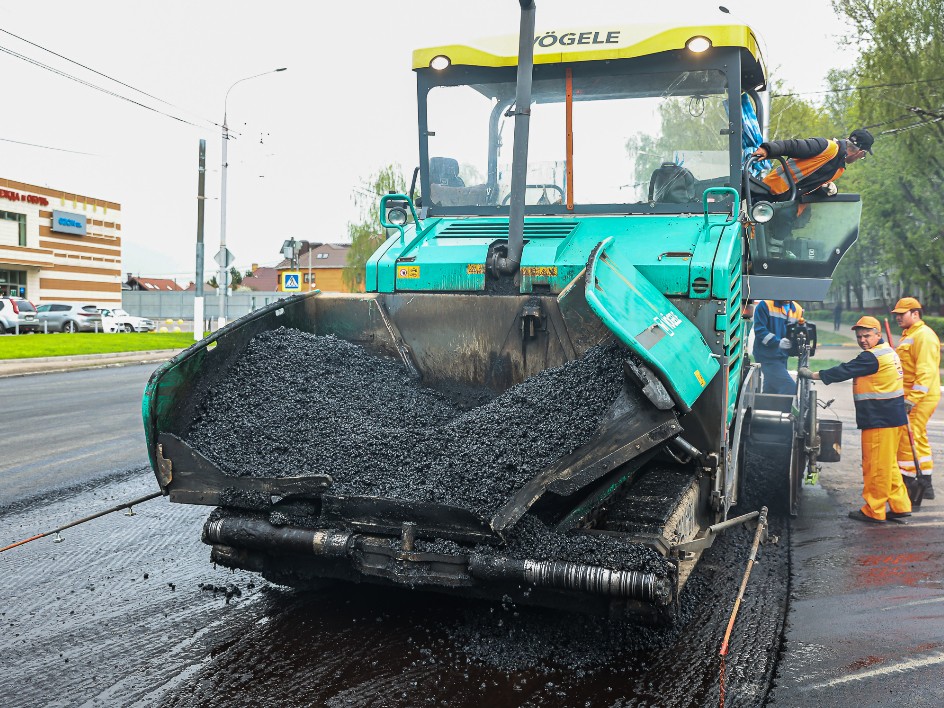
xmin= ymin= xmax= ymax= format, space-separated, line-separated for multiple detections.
xmin=491 ymin=0 xmax=536 ymax=276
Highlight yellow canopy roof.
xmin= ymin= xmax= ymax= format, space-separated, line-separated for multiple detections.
xmin=413 ymin=23 xmax=764 ymax=76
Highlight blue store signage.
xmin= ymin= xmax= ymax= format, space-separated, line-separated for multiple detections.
xmin=51 ymin=210 xmax=87 ymax=236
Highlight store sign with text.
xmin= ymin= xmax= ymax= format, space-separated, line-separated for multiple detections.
xmin=51 ymin=210 xmax=87 ymax=236
xmin=0 ymin=188 xmax=49 ymax=206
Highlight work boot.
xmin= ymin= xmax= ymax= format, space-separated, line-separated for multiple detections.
xmin=848 ymin=509 xmax=884 ymax=524
xmin=919 ymin=475 xmax=935 ymax=500
xmin=903 ymin=476 xmax=922 ymax=506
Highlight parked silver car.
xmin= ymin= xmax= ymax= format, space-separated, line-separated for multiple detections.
xmin=35 ymin=303 xmax=104 ymax=333
xmin=0 ymin=297 xmax=41 ymax=334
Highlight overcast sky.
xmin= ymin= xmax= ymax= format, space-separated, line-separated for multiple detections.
xmin=0 ymin=1 xmax=857 ymax=283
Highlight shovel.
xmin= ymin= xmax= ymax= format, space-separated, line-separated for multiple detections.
xmin=905 ymin=414 xmax=926 ymax=506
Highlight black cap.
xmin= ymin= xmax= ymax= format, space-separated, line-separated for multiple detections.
xmin=849 ymin=128 xmax=874 ymax=155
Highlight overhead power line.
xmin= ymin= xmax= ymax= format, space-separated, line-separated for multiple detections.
xmin=0 ymin=136 xmax=97 ymax=155
xmin=0 ymin=41 xmax=214 ymax=129
xmin=772 ymin=76 xmax=944 ymax=99
xmin=0 ymin=26 xmax=207 ymax=120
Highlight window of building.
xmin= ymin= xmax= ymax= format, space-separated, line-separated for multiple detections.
xmin=0 ymin=268 xmax=27 ymax=297
xmin=0 ymin=211 xmax=27 ymax=246
xmin=316 ymin=253 xmax=329 ymax=259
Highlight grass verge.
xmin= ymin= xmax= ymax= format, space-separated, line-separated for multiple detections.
xmin=790 ymin=358 xmax=844 ymax=371
xmin=813 ymin=329 xmax=850 ymax=346
xmin=0 ymin=332 xmax=200 ymax=360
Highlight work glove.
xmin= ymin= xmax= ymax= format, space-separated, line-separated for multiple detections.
xmin=905 ymin=399 xmax=916 ymax=413
xmin=797 ymin=367 xmax=814 ymax=379
xmin=824 ymin=182 xmax=838 ymax=197
xmin=778 ymin=337 xmax=792 ymax=351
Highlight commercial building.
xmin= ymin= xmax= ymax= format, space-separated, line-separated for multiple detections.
xmin=0 ymin=177 xmax=121 ymax=305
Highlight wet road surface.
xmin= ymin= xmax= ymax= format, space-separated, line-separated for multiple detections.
xmin=0 ymin=465 xmax=788 ymax=707
xmin=0 ymin=365 xmax=157 ymax=505
xmin=768 ymin=379 xmax=944 ymax=708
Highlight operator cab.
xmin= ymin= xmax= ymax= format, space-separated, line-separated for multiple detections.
xmin=413 ymin=25 xmax=759 ymax=217
xmin=408 ymin=23 xmax=860 ymax=300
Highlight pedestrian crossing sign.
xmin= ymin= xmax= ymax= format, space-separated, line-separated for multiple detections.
xmin=281 ymin=271 xmax=302 ymax=292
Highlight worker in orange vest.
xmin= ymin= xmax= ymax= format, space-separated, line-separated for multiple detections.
xmin=799 ymin=316 xmax=912 ymax=523
xmin=752 ymin=128 xmax=873 ymax=200
xmin=891 ymin=297 xmax=940 ymax=502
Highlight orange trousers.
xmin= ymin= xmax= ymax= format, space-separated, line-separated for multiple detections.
xmin=897 ymin=396 xmax=939 ymax=477
xmin=861 ymin=427 xmax=912 ymax=520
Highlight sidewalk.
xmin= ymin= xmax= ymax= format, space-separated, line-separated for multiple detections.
xmin=0 ymin=349 xmax=183 ymax=378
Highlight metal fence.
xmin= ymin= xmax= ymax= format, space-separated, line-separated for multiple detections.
xmin=122 ymin=291 xmax=289 ymax=328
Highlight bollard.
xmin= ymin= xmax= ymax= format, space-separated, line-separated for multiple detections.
xmin=94 ymin=322 xmax=99 ymax=333
xmin=43 ymin=321 xmax=48 ymax=334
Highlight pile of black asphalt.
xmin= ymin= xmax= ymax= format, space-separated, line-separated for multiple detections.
xmin=187 ymin=327 xmax=628 ymax=520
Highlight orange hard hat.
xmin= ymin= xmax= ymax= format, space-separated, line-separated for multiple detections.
xmin=852 ymin=316 xmax=881 ymax=331
xmin=891 ymin=297 xmax=922 ymax=313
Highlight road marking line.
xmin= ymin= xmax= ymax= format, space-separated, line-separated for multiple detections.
xmin=882 ymin=596 xmax=944 ymax=611
xmin=803 ymin=650 xmax=944 ymax=690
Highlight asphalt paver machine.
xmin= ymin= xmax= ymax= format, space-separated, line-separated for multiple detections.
xmin=144 ymin=3 xmax=860 ymax=621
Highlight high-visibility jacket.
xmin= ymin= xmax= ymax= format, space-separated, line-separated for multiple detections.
xmin=896 ymin=319 xmax=942 ymax=405
xmin=760 ymin=138 xmax=847 ymax=197
xmin=752 ymin=300 xmax=803 ymax=362
xmin=819 ymin=340 xmax=907 ymax=429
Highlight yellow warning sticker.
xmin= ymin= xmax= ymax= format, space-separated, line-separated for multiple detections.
xmin=397 ymin=265 xmax=420 ymax=279
xmin=467 ymin=264 xmax=485 ymax=275
xmin=521 ymin=266 xmax=558 ymax=277
xmin=694 ymin=370 xmax=706 ymax=387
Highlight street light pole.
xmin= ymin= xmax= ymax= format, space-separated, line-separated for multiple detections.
xmin=218 ymin=66 xmax=287 ymax=329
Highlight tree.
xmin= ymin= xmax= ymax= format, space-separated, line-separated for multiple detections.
xmin=831 ymin=0 xmax=944 ymax=308
xmin=343 ymin=165 xmax=407 ymax=292
xmin=229 ymin=266 xmax=243 ymax=289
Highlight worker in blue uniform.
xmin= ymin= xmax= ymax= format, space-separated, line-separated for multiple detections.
xmin=752 ymin=299 xmax=803 ymax=395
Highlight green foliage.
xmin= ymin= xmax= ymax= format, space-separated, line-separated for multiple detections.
xmin=806 ymin=308 xmax=944 ymax=338
xmin=830 ymin=0 xmax=944 ymax=306
xmin=229 ymin=266 xmax=242 ymax=289
xmin=344 ymin=165 xmax=407 ymax=292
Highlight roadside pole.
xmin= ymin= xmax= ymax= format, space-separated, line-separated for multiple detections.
xmin=194 ymin=139 xmax=206 ymax=342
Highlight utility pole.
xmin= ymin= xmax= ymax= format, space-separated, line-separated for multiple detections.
xmin=194 ymin=139 xmax=206 ymax=342
xmin=218 ymin=67 xmax=287 ymax=329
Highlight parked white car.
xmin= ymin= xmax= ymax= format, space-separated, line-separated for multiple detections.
xmin=98 ymin=307 xmax=156 ymax=333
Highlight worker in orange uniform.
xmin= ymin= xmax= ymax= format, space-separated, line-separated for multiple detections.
xmin=798 ymin=316 xmax=912 ymax=523
xmin=891 ymin=297 xmax=940 ymax=502
xmin=752 ymin=128 xmax=873 ymax=200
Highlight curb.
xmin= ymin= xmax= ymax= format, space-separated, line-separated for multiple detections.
xmin=0 ymin=349 xmax=183 ymax=378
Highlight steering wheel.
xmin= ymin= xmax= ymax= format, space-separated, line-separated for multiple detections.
xmin=500 ymin=183 xmax=565 ymax=206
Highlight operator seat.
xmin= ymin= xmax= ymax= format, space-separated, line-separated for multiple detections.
xmin=648 ymin=162 xmax=695 ymax=203
xmin=429 ymin=157 xmax=465 ymax=187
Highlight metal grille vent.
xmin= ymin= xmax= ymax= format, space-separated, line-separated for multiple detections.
xmin=691 ymin=277 xmax=710 ymax=294
xmin=436 ymin=221 xmax=577 ymax=239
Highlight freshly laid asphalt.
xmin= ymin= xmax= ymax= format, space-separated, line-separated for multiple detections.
xmin=3 ymin=334 xmax=942 ymax=705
